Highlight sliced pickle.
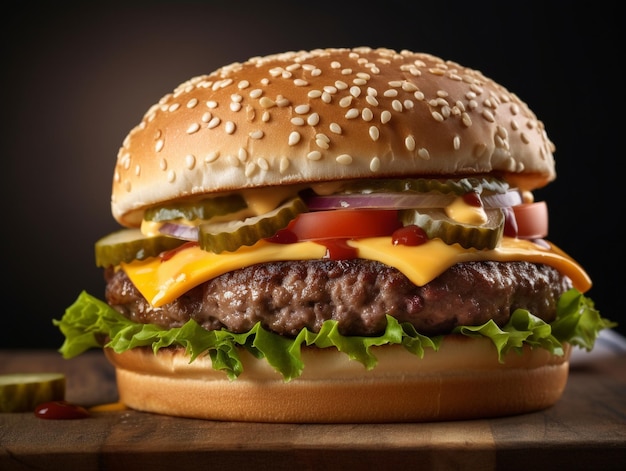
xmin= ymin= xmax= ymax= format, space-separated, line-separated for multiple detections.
xmin=0 ymin=373 xmax=65 ymax=413
xmin=144 ymin=194 xmax=248 ymax=222
xmin=199 ymin=197 xmax=307 ymax=253
xmin=399 ymin=207 xmax=505 ymax=250
xmin=95 ymin=229 xmax=186 ymax=267
xmin=341 ymin=176 xmax=509 ymax=196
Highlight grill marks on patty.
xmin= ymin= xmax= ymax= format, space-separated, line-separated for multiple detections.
xmin=105 ymin=260 xmax=571 ymax=337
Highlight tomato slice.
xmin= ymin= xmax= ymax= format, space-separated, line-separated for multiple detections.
xmin=512 ymin=202 xmax=548 ymax=239
xmin=285 ymin=209 xmax=401 ymax=241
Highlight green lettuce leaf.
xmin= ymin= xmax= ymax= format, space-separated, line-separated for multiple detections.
xmin=53 ymin=289 xmax=616 ymax=381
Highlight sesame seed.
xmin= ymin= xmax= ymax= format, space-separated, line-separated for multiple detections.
xmin=206 ymin=100 xmax=218 ymax=109
xmin=205 ymin=151 xmax=220 ymax=163
xmin=405 ymin=136 xmax=416 ymax=151
xmin=295 ymin=104 xmax=310 ymax=114
xmin=207 ymin=117 xmax=221 ymax=129
xmin=417 ymin=148 xmax=430 ymax=160
xmin=249 ymin=89 xmax=262 ymax=98
xmin=431 ymin=111 xmax=444 ymax=122
xmin=330 ymin=123 xmax=342 ymax=134
xmin=482 ymin=109 xmax=496 ymax=122
xmin=511 ymin=120 xmax=519 ymax=130
xmin=335 ymin=80 xmax=348 ymax=90
xmin=324 ymin=86 xmax=338 ymax=94
xmin=155 ymin=140 xmax=164 ymax=152
xmin=231 ymin=94 xmax=243 ymax=103
xmin=350 ymin=86 xmax=361 ymax=97
xmin=288 ymin=131 xmax=301 ymax=145
xmin=308 ymin=90 xmax=322 ymax=98
xmin=186 ymin=98 xmax=198 ymax=108
xmin=134 ymin=164 xmax=141 ymax=176
xmin=345 ymin=108 xmax=359 ymax=119
xmin=461 ymin=113 xmax=472 ymax=127
xmin=249 ymin=130 xmax=264 ymax=139
xmin=225 ymin=121 xmax=236 ymax=134
xmin=230 ymin=102 xmax=242 ymax=112
xmin=336 ymin=154 xmax=353 ymax=165
xmin=168 ymin=103 xmax=180 ymax=112
xmin=238 ymin=148 xmax=248 ymax=163
xmin=384 ymin=89 xmax=398 ymax=97
xmin=307 ymin=113 xmax=320 ymax=126
xmin=369 ymin=156 xmax=381 ymax=172
xmin=366 ymin=95 xmax=379 ymax=106
xmin=381 ymin=110 xmax=391 ymax=124
xmin=238 ymin=80 xmax=250 ymax=89
xmin=520 ymin=132 xmax=530 ymax=144
xmin=291 ymin=117 xmax=305 ymax=126
xmin=392 ymin=100 xmax=403 ymax=112
xmin=369 ymin=126 xmax=380 ymax=141
xmin=185 ymin=154 xmax=196 ymax=169
xmin=307 ymin=151 xmax=322 ymax=160
xmin=279 ymin=157 xmax=290 ymax=173
xmin=201 ymin=112 xmax=212 ymax=123
xmin=339 ymin=96 xmax=353 ymax=108
xmin=316 ymin=135 xmax=330 ymax=149
xmin=186 ymin=123 xmax=200 ymax=134
xmin=258 ymin=158 xmax=269 ymax=171
xmin=259 ymin=97 xmax=276 ymax=108
xmin=245 ymin=162 xmax=256 ymax=177
xmin=262 ymin=111 xmax=270 ymax=122
xmin=167 ymin=170 xmax=176 ymax=182
xmin=453 ymin=135 xmax=461 ymax=150
xmin=362 ymin=108 xmax=374 ymax=121
xmin=294 ymin=79 xmax=308 ymax=86
xmin=321 ymin=92 xmax=332 ymax=103
xmin=276 ymin=97 xmax=290 ymax=107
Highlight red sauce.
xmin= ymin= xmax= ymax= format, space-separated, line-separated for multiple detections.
xmin=160 ymin=241 xmax=199 ymax=262
xmin=391 ymin=225 xmax=428 ymax=246
xmin=462 ymin=191 xmax=483 ymax=207
xmin=265 ymin=228 xmax=299 ymax=244
xmin=34 ymin=401 xmax=90 ymax=420
xmin=317 ymin=239 xmax=358 ymax=260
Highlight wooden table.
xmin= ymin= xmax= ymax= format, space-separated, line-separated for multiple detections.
xmin=1 ymin=346 xmax=625 ymax=470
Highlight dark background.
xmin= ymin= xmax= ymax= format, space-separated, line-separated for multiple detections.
xmin=3 ymin=1 xmax=622 ymax=349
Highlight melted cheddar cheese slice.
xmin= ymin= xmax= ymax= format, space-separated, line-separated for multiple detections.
xmin=121 ymin=237 xmax=591 ymax=308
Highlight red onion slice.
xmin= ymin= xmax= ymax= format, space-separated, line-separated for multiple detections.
xmin=159 ymin=223 xmax=199 ymax=241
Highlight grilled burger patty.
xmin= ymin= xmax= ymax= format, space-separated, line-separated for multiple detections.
xmin=104 ymin=260 xmax=571 ymax=337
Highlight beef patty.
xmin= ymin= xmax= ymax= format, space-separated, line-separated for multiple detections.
xmin=105 ymin=260 xmax=571 ymax=337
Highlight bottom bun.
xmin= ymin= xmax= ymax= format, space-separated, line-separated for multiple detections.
xmin=105 ymin=336 xmax=571 ymax=423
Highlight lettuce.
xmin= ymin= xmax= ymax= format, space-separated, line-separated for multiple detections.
xmin=53 ymin=289 xmax=615 ymax=381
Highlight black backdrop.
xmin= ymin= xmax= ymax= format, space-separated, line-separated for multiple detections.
xmin=3 ymin=1 xmax=622 ymax=349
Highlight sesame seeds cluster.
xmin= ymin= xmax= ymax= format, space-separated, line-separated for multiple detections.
xmin=111 ymin=47 xmax=556 ymax=226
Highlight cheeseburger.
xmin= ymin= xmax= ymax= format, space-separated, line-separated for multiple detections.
xmin=55 ymin=47 xmax=614 ymax=423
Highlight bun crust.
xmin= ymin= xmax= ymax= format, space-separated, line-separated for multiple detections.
xmin=105 ymin=336 xmax=570 ymax=423
xmin=112 ymin=47 xmax=556 ymax=226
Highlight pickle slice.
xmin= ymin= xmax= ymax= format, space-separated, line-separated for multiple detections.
xmin=399 ymin=207 xmax=504 ymax=250
xmin=341 ymin=176 xmax=509 ymax=196
xmin=95 ymin=229 xmax=186 ymax=267
xmin=199 ymin=197 xmax=307 ymax=253
xmin=144 ymin=194 xmax=247 ymax=222
xmin=0 ymin=373 xmax=65 ymax=412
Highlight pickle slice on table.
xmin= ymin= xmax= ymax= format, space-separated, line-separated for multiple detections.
xmin=399 ymin=207 xmax=504 ymax=250
xmin=0 ymin=373 xmax=65 ymax=413
xmin=95 ymin=229 xmax=186 ymax=267
xmin=144 ymin=194 xmax=248 ymax=222
xmin=199 ymin=197 xmax=307 ymax=253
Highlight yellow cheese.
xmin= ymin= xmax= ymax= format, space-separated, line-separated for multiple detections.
xmin=122 ymin=237 xmax=591 ymax=308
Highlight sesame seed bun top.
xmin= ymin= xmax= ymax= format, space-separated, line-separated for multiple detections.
xmin=111 ymin=47 xmax=556 ymax=226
